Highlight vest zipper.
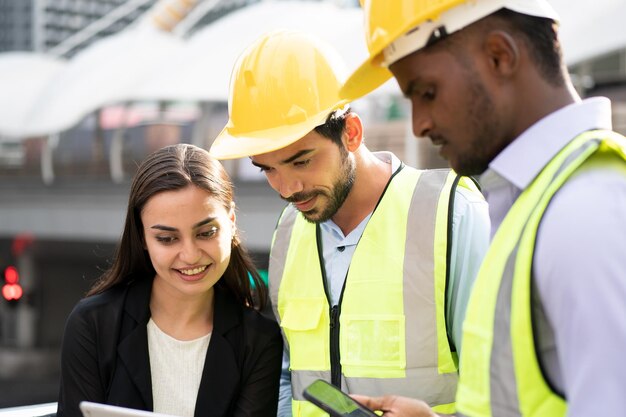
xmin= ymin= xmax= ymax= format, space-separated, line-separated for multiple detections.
xmin=329 ymin=304 xmax=341 ymax=387
xmin=316 ymin=224 xmax=343 ymax=388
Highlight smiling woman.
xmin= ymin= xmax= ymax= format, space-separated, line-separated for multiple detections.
xmin=56 ymin=144 xmax=282 ymax=417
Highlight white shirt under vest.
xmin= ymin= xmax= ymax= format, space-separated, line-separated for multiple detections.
xmin=147 ymin=318 xmax=211 ymax=417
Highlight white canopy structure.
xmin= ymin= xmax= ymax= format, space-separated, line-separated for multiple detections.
xmin=133 ymin=1 xmax=395 ymax=102
xmin=18 ymin=25 xmax=183 ymax=137
xmin=0 ymin=53 xmax=67 ymax=138
xmin=0 ymin=1 xmax=395 ymax=138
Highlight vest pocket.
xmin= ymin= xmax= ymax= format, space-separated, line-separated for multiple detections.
xmin=280 ymin=298 xmax=329 ymax=370
xmin=340 ymin=314 xmax=406 ymax=378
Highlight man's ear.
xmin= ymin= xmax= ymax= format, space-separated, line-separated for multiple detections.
xmin=482 ymin=30 xmax=520 ymax=79
xmin=343 ymin=113 xmax=364 ymax=152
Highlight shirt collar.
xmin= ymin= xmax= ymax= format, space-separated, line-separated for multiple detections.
xmin=372 ymin=150 xmax=399 ymax=171
xmin=483 ymin=97 xmax=613 ymax=190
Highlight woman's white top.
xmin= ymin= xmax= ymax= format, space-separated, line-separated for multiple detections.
xmin=147 ymin=318 xmax=211 ymax=417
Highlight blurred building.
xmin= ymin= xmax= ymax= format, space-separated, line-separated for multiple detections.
xmin=0 ymin=0 xmax=157 ymax=55
xmin=0 ymin=0 xmax=260 ymax=57
xmin=571 ymin=49 xmax=626 ymax=133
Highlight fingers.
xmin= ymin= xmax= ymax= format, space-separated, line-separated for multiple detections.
xmin=351 ymin=394 xmax=387 ymax=412
xmin=350 ymin=395 xmax=438 ymax=417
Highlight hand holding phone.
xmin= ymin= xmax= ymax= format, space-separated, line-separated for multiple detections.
xmin=302 ymin=379 xmax=378 ymax=417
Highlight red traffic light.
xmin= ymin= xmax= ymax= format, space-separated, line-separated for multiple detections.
xmin=2 ymin=266 xmax=23 ymax=302
xmin=2 ymin=283 xmax=23 ymax=301
xmin=4 ymin=266 xmax=19 ymax=284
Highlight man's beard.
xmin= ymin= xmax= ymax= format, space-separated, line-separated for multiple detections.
xmin=284 ymin=149 xmax=355 ymax=223
xmin=451 ymin=68 xmax=507 ymax=176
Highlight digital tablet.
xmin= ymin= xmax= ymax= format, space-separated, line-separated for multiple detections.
xmin=79 ymin=401 xmax=177 ymax=417
xmin=302 ymin=379 xmax=378 ymax=417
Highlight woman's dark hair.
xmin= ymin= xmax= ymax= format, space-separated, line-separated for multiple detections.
xmin=87 ymin=143 xmax=267 ymax=309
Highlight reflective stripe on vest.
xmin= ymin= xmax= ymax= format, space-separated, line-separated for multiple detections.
xmin=457 ymin=130 xmax=626 ymax=417
xmin=269 ymin=166 xmax=478 ymax=417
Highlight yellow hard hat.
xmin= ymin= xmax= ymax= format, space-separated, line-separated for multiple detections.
xmin=341 ymin=0 xmax=559 ymax=102
xmin=211 ymin=30 xmax=350 ymax=160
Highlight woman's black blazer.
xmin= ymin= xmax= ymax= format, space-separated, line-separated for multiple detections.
xmin=57 ymin=277 xmax=282 ymax=417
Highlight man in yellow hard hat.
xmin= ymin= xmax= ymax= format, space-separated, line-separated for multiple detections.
xmin=210 ymin=30 xmax=490 ymax=417
xmin=342 ymin=0 xmax=626 ymax=416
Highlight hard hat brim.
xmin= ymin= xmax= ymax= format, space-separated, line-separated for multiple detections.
xmin=210 ymin=104 xmax=348 ymax=160
xmin=340 ymin=56 xmax=393 ymax=102
xmin=210 ymin=129 xmax=300 ymax=160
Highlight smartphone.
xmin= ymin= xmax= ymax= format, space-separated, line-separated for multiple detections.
xmin=302 ymin=379 xmax=378 ymax=417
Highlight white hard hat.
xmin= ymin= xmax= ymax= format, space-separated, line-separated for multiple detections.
xmin=383 ymin=0 xmax=560 ymax=67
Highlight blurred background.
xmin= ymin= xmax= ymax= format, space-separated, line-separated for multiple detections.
xmin=0 ymin=0 xmax=624 ymax=410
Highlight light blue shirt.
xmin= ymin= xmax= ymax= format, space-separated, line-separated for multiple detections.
xmin=480 ymin=97 xmax=626 ymax=416
xmin=278 ymin=152 xmax=490 ymax=417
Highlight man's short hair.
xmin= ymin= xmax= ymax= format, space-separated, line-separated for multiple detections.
xmin=491 ymin=9 xmax=565 ymax=87
xmin=314 ymin=108 xmax=352 ymax=146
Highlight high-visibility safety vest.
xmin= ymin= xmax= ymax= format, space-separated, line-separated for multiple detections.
xmin=269 ymin=165 xmax=481 ymax=417
xmin=457 ymin=130 xmax=626 ymax=417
